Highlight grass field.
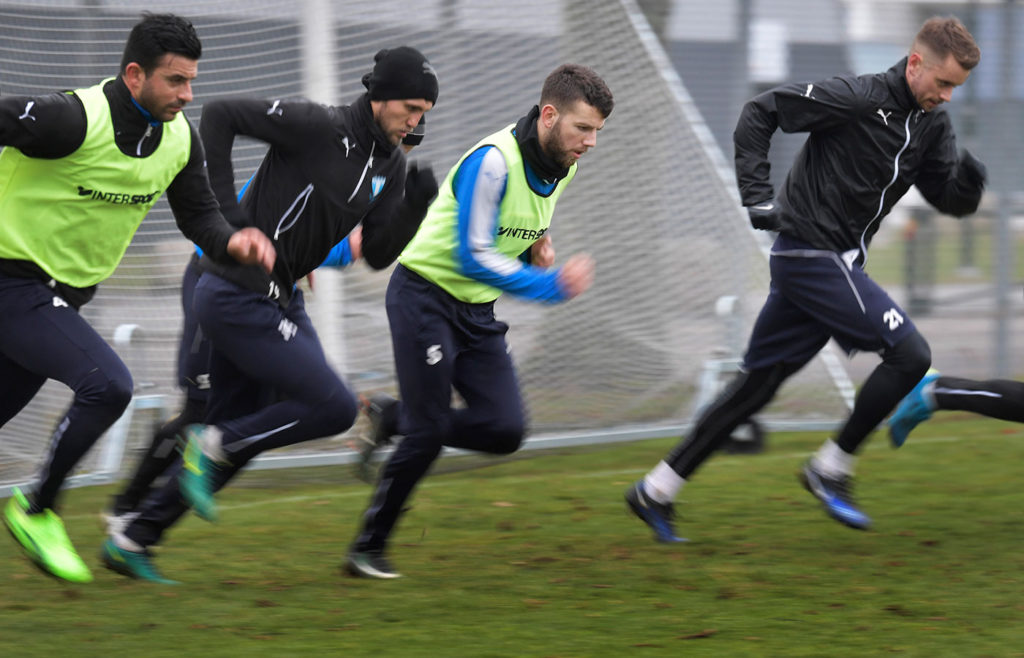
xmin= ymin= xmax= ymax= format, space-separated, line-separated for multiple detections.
xmin=2 ymin=415 xmax=1023 ymax=657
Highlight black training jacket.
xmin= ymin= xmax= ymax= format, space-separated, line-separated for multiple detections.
xmin=734 ymin=58 xmax=983 ymax=258
xmin=199 ymin=94 xmax=424 ymax=307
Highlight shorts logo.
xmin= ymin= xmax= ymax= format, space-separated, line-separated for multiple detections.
xmin=278 ymin=318 xmax=297 ymax=342
xmin=426 ymin=344 xmax=442 ymax=365
xmin=52 ymin=296 xmax=68 ymax=308
xmin=883 ymin=308 xmax=904 ymax=331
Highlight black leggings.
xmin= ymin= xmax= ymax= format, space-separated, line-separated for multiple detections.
xmin=834 ymin=330 xmax=931 ymax=452
xmin=933 ymin=376 xmax=1024 ymax=423
xmin=665 ymin=330 xmax=931 ymax=477
xmin=666 ymin=360 xmax=804 ymax=477
xmin=111 ymin=396 xmax=206 ymax=514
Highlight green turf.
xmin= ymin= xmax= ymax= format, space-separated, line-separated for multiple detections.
xmin=2 ymin=415 xmax=1023 ymax=657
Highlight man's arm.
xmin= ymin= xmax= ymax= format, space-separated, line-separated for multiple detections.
xmin=165 ymin=121 xmax=275 ymax=271
xmin=199 ymin=97 xmax=326 ymax=229
xmin=359 ymin=162 xmax=437 ymax=269
xmin=734 ymin=76 xmax=865 ymax=207
xmin=0 ymin=92 xmax=85 ymax=157
xmin=451 ymin=146 xmax=570 ymax=302
xmin=914 ymin=113 xmax=985 ymax=217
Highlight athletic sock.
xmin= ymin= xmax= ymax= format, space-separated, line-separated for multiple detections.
xmin=112 ymin=532 xmax=145 ymax=553
xmin=812 ymin=438 xmax=855 ymax=478
xmin=201 ymin=425 xmax=227 ymax=463
xmin=643 ymin=460 xmax=685 ymax=504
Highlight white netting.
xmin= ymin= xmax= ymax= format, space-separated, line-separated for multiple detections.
xmin=0 ymin=0 xmax=851 ymax=489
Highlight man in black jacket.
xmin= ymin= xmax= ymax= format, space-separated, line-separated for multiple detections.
xmin=627 ymin=16 xmax=986 ymax=541
xmin=102 ymin=118 xmax=425 ymax=533
xmin=0 ymin=13 xmax=274 ymax=584
xmin=103 ymin=47 xmax=439 ymax=583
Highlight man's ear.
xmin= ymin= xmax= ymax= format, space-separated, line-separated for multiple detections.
xmin=122 ymin=62 xmax=146 ymax=95
xmin=906 ymin=50 xmax=925 ymax=75
xmin=539 ymin=103 xmax=559 ymax=129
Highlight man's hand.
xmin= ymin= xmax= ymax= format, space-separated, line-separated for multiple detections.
xmin=960 ymin=149 xmax=987 ymax=189
xmin=405 ymin=162 xmax=439 ymax=212
xmin=348 ymin=225 xmax=363 ymax=262
xmin=747 ymin=200 xmax=781 ymax=231
xmin=557 ymin=253 xmax=595 ymax=299
xmin=531 ymin=234 xmax=555 ymax=268
xmin=226 ymin=227 xmax=276 ymax=273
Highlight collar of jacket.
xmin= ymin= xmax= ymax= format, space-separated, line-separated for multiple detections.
xmin=513 ymin=105 xmax=570 ymax=183
xmin=101 ymin=76 xmax=165 ymax=158
xmin=350 ymin=93 xmax=397 ymax=156
xmin=886 ymin=57 xmax=921 ymax=113
xmin=104 ymin=76 xmax=162 ymax=130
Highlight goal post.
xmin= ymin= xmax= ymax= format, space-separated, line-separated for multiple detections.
xmin=0 ymin=0 xmax=853 ymax=496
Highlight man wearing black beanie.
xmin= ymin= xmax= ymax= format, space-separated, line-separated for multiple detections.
xmin=102 ymin=46 xmax=440 ymax=583
xmin=347 ymin=64 xmax=614 ymax=579
xmin=102 ymin=63 xmax=433 ymax=538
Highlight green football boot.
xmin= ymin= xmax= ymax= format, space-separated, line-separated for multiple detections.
xmin=100 ymin=538 xmax=178 ymax=585
xmin=3 ymin=488 xmax=93 ymax=583
xmin=179 ymin=425 xmax=222 ymax=522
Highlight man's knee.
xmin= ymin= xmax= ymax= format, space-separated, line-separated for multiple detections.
xmin=885 ymin=331 xmax=931 ymax=379
xmin=78 ymin=367 xmax=133 ymax=416
xmin=484 ymin=417 xmax=526 ymax=455
xmin=325 ymin=387 xmax=359 ymax=435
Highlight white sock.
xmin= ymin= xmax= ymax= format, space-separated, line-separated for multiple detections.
xmin=112 ymin=532 xmax=144 ymax=553
xmin=643 ymin=460 xmax=685 ymax=504
xmin=812 ymin=438 xmax=855 ymax=477
xmin=920 ymin=378 xmax=938 ymax=411
xmin=201 ymin=425 xmax=228 ymax=464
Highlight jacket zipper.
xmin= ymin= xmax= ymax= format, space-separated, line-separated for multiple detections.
xmin=859 ymin=111 xmax=916 ymax=265
xmin=135 ymin=125 xmax=153 ymax=156
xmin=347 ymin=141 xmax=375 ymax=203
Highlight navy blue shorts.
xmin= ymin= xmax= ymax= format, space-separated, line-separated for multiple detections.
xmin=192 ymin=272 xmax=356 ymax=458
xmin=743 ymin=234 xmax=918 ymax=371
xmin=0 ymin=274 xmax=133 ymax=423
xmin=387 ymin=264 xmax=524 ymax=450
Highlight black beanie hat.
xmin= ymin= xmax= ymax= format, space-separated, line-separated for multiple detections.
xmin=361 ymin=46 xmax=438 ymax=104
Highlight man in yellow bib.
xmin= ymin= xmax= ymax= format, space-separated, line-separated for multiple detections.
xmin=0 ymin=13 xmax=274 ymax=583
xmin=347 ymin=64 xmax=613 ymax=578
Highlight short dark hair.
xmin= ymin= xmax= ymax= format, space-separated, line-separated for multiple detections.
xmin=540 ymin=64 xmax=614 ymax=118
xmin=120 ymin=13 xmax=202 ymax=75
xmin=913 ymin=16 xmax=980 ymax=71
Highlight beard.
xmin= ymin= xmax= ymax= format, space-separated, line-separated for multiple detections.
xmin=138 ymin=86 xmax=179 ymax=122
xmin=540 ymin=123 xmax=576 ymax=169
